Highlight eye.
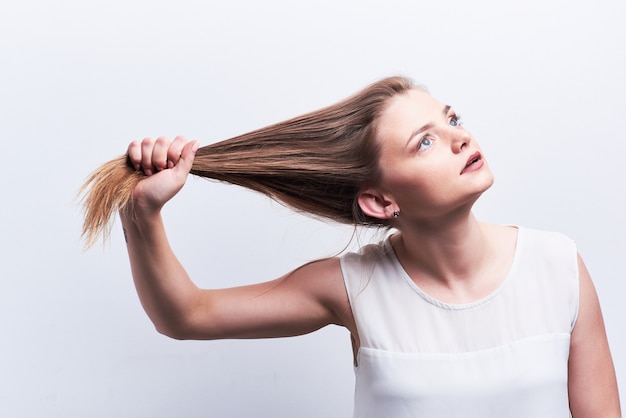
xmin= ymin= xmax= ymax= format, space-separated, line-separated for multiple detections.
xmin=449 ymin=113 xmax=462 ymax=127
xmin=417 ymin=136 xmax=433 ymax=151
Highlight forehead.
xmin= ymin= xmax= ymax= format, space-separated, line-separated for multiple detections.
xmin=377 ymin=89 xmax=445 ymax=138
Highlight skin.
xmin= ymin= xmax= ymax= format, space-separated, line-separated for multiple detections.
xmin=123 ymin=90 xmax=620 ymax=417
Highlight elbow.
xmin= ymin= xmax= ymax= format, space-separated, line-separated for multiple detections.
xmin=148 ymin=298 xmax=222 ymax=340
xmin=156 ymin=325 xmax=191 ymax=340
xmin=153 ymin=318 xmax=198 ymax=340
xmin=152 ymin=315 xmax=218 ymax=340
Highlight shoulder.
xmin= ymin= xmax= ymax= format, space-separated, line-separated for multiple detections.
xmin=495 ymin=225 xmax=579 ymax=276
xmin=340 ymin=239 xmax=389 ymax=268
xmin=519 ymin=225 xmax=575 ymax=246
xmin=484 ymin=223 xmax=575 ymax=247
xmin=516 ymin=226 xmax=579 ymax=273
xmin=339 ymin=239 xmax=391 ymax=281
xmin=303 ymin=257 xmax=361 ymax=337
xmin=287 ymin=257 xmax=355 ymax=326
xmin=288 ymin=257 xmax=344 ymax=291
xmin=486 ymin=224 xmax=577 ymax=261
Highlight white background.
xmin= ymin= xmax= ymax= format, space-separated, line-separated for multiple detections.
xmin=1 ymin=0 xmax=624 ymax=416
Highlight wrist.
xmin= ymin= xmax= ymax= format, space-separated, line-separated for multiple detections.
xmin=120 ymin=204 xmax=163 ymax=239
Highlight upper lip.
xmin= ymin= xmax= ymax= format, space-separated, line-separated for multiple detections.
xmin=461 ymin=152 xmax=482 ymax=174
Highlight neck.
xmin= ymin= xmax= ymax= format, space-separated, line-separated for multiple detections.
xmin=392 ymin=211 xmax=489 ymax=285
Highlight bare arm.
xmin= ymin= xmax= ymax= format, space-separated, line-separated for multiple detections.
xmin=121 ymin=136 xmax=353 ymax=340
xmin=568 ymin=254 xmax=621 ymax=417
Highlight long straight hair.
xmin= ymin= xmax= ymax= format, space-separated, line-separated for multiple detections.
xmin=80 ymin=76 xmax=416 ymax=247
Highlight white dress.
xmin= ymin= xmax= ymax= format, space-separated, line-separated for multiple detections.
xmin=340 ymin=227 xmax=579 ymax=418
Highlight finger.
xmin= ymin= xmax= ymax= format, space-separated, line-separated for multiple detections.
xmin=167 ymin=136 xmax=188 ymax=169
xmin=127 ymin=140 xmax=143 ymax=171
xmin=152 ymin=136 xmax=172 ymax=172
xmin=140 ymin=137 xmax=156 ymax=175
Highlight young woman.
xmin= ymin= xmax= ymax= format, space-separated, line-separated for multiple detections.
xmin=81 ymin=76 xmax=620 ymax=417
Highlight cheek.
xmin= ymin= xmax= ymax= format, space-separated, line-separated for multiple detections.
xmin=382 ymin=159 xmax=467 ymax=211
xmin=382 ymin=167 xmax=444 ymax=202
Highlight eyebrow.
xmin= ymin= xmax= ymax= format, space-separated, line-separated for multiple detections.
xmin=405 ymin=104 xmax=452 ymax=147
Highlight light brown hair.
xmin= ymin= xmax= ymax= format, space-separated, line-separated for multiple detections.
xmin=80 ymin=76 xmax=416 ymax=247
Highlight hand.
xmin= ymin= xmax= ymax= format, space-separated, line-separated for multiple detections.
xmin=126 ymin=135 xmax=199 ymax=213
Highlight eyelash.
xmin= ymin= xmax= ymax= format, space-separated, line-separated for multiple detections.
xmin=415 ymin=113 xmax=463 ymax=152
xmin=416 ymin=136 xmax=433 ymax=152
xmin=449 ymin=113 xmax=462 ymax=127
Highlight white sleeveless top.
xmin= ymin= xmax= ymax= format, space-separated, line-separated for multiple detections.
xmin=340 ymin=227 xmax=579 ymax=418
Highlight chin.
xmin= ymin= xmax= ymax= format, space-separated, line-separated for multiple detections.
xmin=476 ymin=164 xmax=495 ymax=190
xmin=482 ymin=172 xmax=495 ymax=192
xmin=466 ymin=171 xmax=494 ymax=205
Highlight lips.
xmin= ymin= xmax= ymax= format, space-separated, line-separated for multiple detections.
xmin=460 ymin=152 xmax=483 ymax=174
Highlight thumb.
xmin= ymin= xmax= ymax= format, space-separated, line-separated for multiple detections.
xmin=174 ymin=140 xmax=199 ymax=175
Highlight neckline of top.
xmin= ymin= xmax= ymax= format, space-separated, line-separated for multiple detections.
xmin=383 ymin=225 xmax=522 ymax=311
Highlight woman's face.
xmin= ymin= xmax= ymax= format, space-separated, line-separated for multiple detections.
xmin=372 ymin=89 xmax=494 ymax=221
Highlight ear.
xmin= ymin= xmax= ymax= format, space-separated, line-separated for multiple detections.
xmin=357 ymin=188 xmax=396 ymax=220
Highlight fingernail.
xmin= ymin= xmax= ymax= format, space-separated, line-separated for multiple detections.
xmin=192 ymin=141 xmax=199 ymax=153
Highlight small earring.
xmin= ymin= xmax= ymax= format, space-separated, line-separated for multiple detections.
xmin=393 ymin=210 xmax=400 ymax=219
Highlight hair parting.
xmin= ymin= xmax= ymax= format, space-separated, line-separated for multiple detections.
xmin=79 ymin=76 xmax=418 ymax=248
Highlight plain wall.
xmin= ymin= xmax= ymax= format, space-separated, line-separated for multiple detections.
xmin=1 ymin=0 xmax=624 ymax=416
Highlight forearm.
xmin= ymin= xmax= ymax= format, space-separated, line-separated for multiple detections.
xmin=120 ymin=208 xmax=201 ymax=338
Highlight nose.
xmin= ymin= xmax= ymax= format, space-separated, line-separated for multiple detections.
xmin=450 ymin=127 xmax=471 ymax=154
